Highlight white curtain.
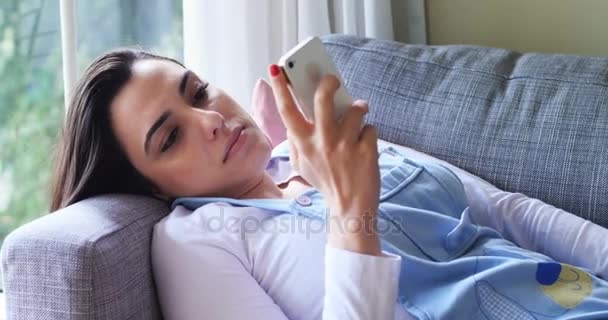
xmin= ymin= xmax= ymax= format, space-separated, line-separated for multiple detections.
xmin=183 ymin=0 xmax=396 ymax=111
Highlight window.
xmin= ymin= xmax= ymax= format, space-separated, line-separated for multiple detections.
xmin=0 ymin=0 xmax=63 ymax=250
xmin=0 ymin=0 xmax=183 ymax=250
xmin=76 ymin=0 xmax=183 ymax=70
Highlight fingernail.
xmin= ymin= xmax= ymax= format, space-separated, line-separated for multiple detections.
xmin=354 ymin=100 xmax=369 ymax=108
xmin=269 ymin=64 xmax=280 ymax=77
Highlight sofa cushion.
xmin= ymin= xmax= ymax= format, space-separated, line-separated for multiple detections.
xmin=321 ymin=34 xmax=608 ymax=228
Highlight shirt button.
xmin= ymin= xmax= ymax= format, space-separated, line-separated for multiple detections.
xmin=295 ymin=195 xmax=312 ymax=206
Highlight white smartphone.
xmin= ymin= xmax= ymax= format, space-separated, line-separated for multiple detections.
xmin=278 ymin=36 xmax=353 ymax=122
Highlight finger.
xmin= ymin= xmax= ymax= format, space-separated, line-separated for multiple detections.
xmin=313 ymin=74 xmax=340 ymax=136
xmin=359 ymin=124 xmax=378 ymax=152
xmin=268 ymin=64 xmax=310 ymax=136
xmin=339 ymin=100 xmax=368 ymax=143
xmin=287 ymin=135 xmax=300 ymax=172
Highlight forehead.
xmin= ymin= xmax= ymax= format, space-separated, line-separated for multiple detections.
xmin=109 ymin=59 xmax=185 ymax=151
xmin=130 ymin=59 xmax=185 ymax=88
xmin=112 ymin=58 xmax=185 ymax=114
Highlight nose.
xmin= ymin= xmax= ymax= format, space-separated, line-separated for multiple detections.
xmin=196 ymin=110 xmax=225 ymax=140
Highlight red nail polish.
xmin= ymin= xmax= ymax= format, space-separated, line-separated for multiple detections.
xmin=270 ymin=64 xmax=280 ymax=77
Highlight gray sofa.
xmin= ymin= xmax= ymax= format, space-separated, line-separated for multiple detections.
xmin=2 ymin=34 xmax=608 ymax=319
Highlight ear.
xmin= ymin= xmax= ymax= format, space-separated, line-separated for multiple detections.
xmin=250 ymin=78 xmax=287 ymax=147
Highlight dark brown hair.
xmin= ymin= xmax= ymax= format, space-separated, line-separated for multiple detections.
xmin=50 ymin=49 xmax=182 ymax=212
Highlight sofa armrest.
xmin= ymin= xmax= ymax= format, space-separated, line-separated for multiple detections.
xmin=0 ymin=194 xmax=169 ymax=320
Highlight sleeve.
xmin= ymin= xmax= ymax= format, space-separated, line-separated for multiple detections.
xmin=463 ymin=178 xmax=608 ymax=280
xmin=151 ymin=210 xmax=402 ymax=320
xmin=323 ymin=245 xmax=402 ymax=320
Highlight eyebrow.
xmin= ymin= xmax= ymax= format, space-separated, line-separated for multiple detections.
xmin=144 ymin=110 xmax=172 ymax=156
xmin=179 ymin=70 xmax=191 ymax=97
xmin=143 ymin=70 xmax=191 ymax=156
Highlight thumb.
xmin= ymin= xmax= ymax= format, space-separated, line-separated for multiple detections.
xmin=287 ymin=136 xmax=300 ymax=173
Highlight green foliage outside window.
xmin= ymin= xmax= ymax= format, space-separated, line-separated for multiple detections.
xmin=0 ymin=0 xmax=183 ymax=249
xmin=0 ymin=0 xmax=64 ymax=248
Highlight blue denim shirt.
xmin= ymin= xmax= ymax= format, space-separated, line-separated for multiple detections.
xmin=174 ymin=141 xmax=608 ymax=320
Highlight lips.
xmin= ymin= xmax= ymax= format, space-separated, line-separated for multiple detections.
xmin=223 ymin=125 xmax=244 ymax=163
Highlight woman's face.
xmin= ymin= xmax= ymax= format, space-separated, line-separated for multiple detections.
xmin=110 ymin=58 xmax=272 ymax=199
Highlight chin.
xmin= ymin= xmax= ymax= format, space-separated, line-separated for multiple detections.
xmin=252 ymin=137 xmax=273 ymax=170
xmin=231 ymin=128 xmax=271 ymax=168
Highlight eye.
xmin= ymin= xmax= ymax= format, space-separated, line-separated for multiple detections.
xmin=161 ymin=127 xmax=180 ymax=153
xmin=193 ymin=83 xmax=209 ymax=107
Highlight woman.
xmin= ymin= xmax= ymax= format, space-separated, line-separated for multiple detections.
xmin=51 ymin=49 xmax=608 ymax=319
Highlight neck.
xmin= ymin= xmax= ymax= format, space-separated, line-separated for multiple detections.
xmin=235 ymin=172 xmax=285 ymax=200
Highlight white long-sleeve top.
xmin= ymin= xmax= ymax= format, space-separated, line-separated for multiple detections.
xmin=151 ymin=140 xmax=608 ymax=319
xmin=151 ymin=154 xmax=410 ymax=320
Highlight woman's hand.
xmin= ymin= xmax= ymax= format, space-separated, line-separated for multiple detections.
xmin=268 ymin=64 xmax=381 ymax=256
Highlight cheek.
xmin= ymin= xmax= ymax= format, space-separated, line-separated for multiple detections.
xmin=160 ymin=161 xmax=219 ymax=197
xmin=149 ymin=127 xmax=274 ymax=198
xmin=215 ymin=93 xmax=252 ymax=119
xmin=151 ymin=145 xmax=218 ymax=197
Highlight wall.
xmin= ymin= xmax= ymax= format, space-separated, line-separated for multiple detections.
xmin=426 ymin=0 xmax=608 ymax=56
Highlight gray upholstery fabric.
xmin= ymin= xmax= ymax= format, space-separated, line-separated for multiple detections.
xmin=322 ymin=34 xmax=608 ymax=228
xmin=2 ymin=34 xmax=608 ymax=319
xmin=0 ymin=194 xmax=170 ymax=319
